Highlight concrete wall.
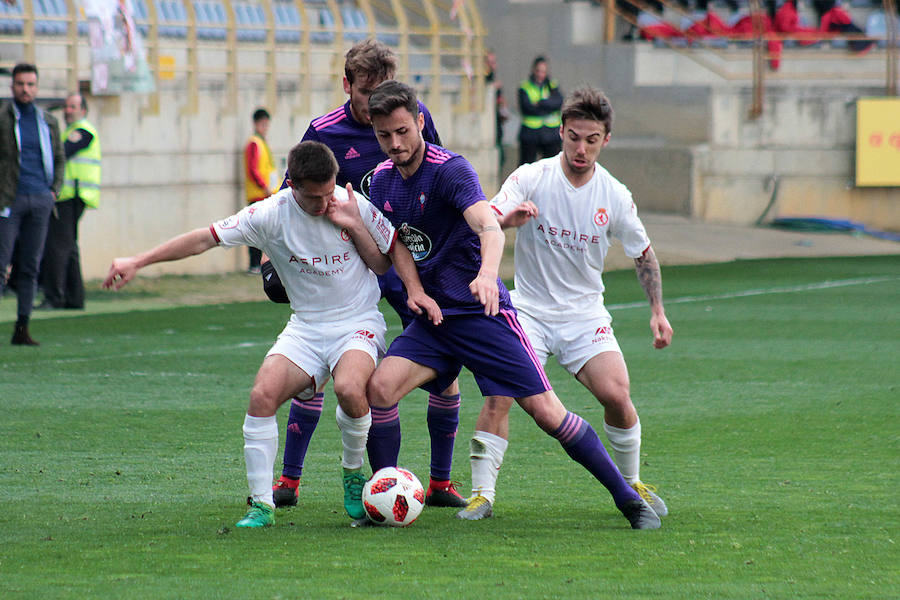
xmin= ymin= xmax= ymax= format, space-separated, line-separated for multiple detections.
xmin=639 ymin=45 xmax=899 ymax=230
xmin=477 ymin=1 xmax=711 ymax=150
xmin=692 ymin=85 xmax=899 ymax=229
xmin=46 ymin=84 xmax=496 ymax=280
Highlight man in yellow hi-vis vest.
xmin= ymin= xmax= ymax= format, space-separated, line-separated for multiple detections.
xmin=39 ymin=92 xmax=100 ymax=310
xmin=517 ymin=56 xmax=563 ymax=166
xmin=243 ymin=108 xmax=275 ymax=274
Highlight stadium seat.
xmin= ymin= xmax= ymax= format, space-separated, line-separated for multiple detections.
xmin=376 ymin=31 xmax=400 ymax=46
xmin=237 ymin=2 xmax=267 ymax=42
xmin=371 ymin=10 xmax=399 ymax=46
xmin=127 ymin=0 xmax=150 ymax=36
xmin=156 ymin=0 xmax=188 ymax=38
xmin=354 ymin=8 xmax=370 ymax=34
xmin=309 ymin=6 xmax=335 ymax=43
xmin=272 ymin=1 xmax=300 ymax=43
xmin=251 ymin=5 xmax=269 ymax=42
xmin=34 ymin=0 xmax=67 ymax=36
xmin=194 ymin=1 xmax=226 ymax=40
xmin=865 ymin=11 xmax=888 ymax=47
xmin=341 ymin=5 xmax=365 ymax=41
xmin=0 ymin=0 xmax=24 ymax=36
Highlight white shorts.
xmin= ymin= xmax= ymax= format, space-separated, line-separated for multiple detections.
xmin=266 ymin=310 xmax=387 ymax=391
xmin=516 ymin=309 xmax=621 ymax=376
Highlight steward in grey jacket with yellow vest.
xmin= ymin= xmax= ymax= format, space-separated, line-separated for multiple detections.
xmin=40 ymin=110 xmax=101 ymax=310
xmin=517 ymin=56 xmax=563 ymax=166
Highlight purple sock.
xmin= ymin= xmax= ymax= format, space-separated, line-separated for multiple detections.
xmin=427 ymin=393 xmax=460 ymax=481
xmin=367 ymin=403 xmax=401 ymax=472
xmin=553 ymin=411 xmax=640 ymax=509
xmin=280 ymin=393 xmax=324 ymax=479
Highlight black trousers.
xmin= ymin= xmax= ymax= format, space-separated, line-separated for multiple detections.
xmin=518 ymin=126 xmax=562 ymax=165
xmin=0 ymin=191 xmax=54 ymax=320
xmin=41 ymin=197 xmax=85 ymax=308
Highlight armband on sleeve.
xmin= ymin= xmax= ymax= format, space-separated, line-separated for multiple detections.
xmin=261 ymin=260 xmax=290 ymax=304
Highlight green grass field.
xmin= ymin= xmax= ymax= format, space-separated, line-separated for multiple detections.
xmin=1 ymin=256 xmax=898 ymax=599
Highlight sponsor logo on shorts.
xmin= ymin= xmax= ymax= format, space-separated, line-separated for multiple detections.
xmin=593 ymin=208 xmax=608 ymax=227
xmin=354 ymin=329 xmax=375 ymax=339
xmin=398 ymin=223 xmax=432 ymax=261
xmin=592 ymin=325 xmax=613 ymax=344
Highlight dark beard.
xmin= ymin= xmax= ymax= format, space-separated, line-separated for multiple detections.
xmin=393 ymin=138 xmax=424 ymax=168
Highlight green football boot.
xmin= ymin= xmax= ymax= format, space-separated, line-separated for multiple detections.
xmin=342 ymin=469 xmax=367 ymax=520
xmin=235 ymin=497 xmax=275 ymax=528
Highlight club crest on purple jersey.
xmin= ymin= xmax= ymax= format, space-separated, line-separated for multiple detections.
xmin=398 ymin=223 xmax=432 ymax=261
xmin=359 ymin=168 xmax=375 ymax=200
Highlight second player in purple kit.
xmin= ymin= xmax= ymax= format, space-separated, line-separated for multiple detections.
xmin=267 ymin=40 xmax=468 ymax=510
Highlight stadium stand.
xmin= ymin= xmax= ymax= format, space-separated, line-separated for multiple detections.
xmin=193 ymin=1 xmax=227 ymax=41
xmin=0 ymin=1 xmax=23 ymax=36
xmin=340 ymin=3 xmax=368 ymax=41
xmin=613 ymin=0 xmax=895 ymax=55
xmin=272 ymin=0 xmax=301 ymax=43
xmin=233 ymin=1 xmax=268 ymax=42
xmin=863 ymin=9 xmax=898 ymax=46
xmin=156 ymin=0 xmax=188 ymax=38
xmin=130 ymin=0 xmax=151 ymax=36
xmin=309 ymin=4 xmax=335 ymax=43
xmin=34 ymin=0 xmax=66 ymax=36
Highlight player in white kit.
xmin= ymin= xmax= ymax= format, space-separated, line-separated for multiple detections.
xmin=103 ymin=141 xmax=441 ymax=528
xmin=458 ymin=87 xmax=673 ymax=520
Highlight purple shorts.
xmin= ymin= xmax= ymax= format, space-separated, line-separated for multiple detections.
xmin=385 ymin=308 xmax=552 ymax=398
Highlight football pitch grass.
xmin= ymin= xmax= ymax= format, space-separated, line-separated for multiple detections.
xmin=1 ymin=256 xmax=897 ymax=598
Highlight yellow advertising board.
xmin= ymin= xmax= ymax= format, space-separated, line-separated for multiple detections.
xmin=856 ymin=98 xmax=900 ymax=187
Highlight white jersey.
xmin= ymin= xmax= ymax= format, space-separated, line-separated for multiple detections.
xmin=490 ymin=154 xmax=650 ymax=322
xmin=211 ymin=187 xmax=396 ymax=321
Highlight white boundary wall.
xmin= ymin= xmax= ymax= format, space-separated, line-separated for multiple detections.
xmin=62 ymin=87 xmax=496 ymax=280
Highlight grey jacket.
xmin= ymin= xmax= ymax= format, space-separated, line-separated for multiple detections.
xmin=0 ymin=99 xmax=65 ymax=209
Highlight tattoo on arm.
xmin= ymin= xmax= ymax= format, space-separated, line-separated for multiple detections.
xmin=635 ymin=247 xmax=663 ymax=307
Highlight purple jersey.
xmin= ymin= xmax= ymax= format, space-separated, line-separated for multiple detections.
xmin=298 ymin=100 xmax=441 ymax=200
xmin=369 ymin=143 xmax=512 ymax=315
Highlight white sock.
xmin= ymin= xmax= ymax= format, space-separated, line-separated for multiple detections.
xmin=603 ymin=418 xmax=641 ymax=484
xmin=469 ymin=430 xmax=508 ymax=504
xmin=243 ymin=414 xmax=278 ymax=507
xmin=336 ymin=405 xmax=371 ymax=470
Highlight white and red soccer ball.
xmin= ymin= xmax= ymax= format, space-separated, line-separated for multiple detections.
xmin=362 ymin=467 xmax=425 ymax=527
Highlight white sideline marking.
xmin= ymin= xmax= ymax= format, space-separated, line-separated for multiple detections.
xmin=43 ymin=341 xmax=270 ymax=365
xmin=606 ymin=276 xmax=898 ymax=311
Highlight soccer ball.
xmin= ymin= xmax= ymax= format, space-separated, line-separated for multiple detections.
xmin=362 ymin=467 xmax=425 ymax=527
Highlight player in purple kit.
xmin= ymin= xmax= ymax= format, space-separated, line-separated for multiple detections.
xmin=267 ymin=39 xmax=467 ymax=510
xmin=363 ymin=80 xmax=661 ymax=529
